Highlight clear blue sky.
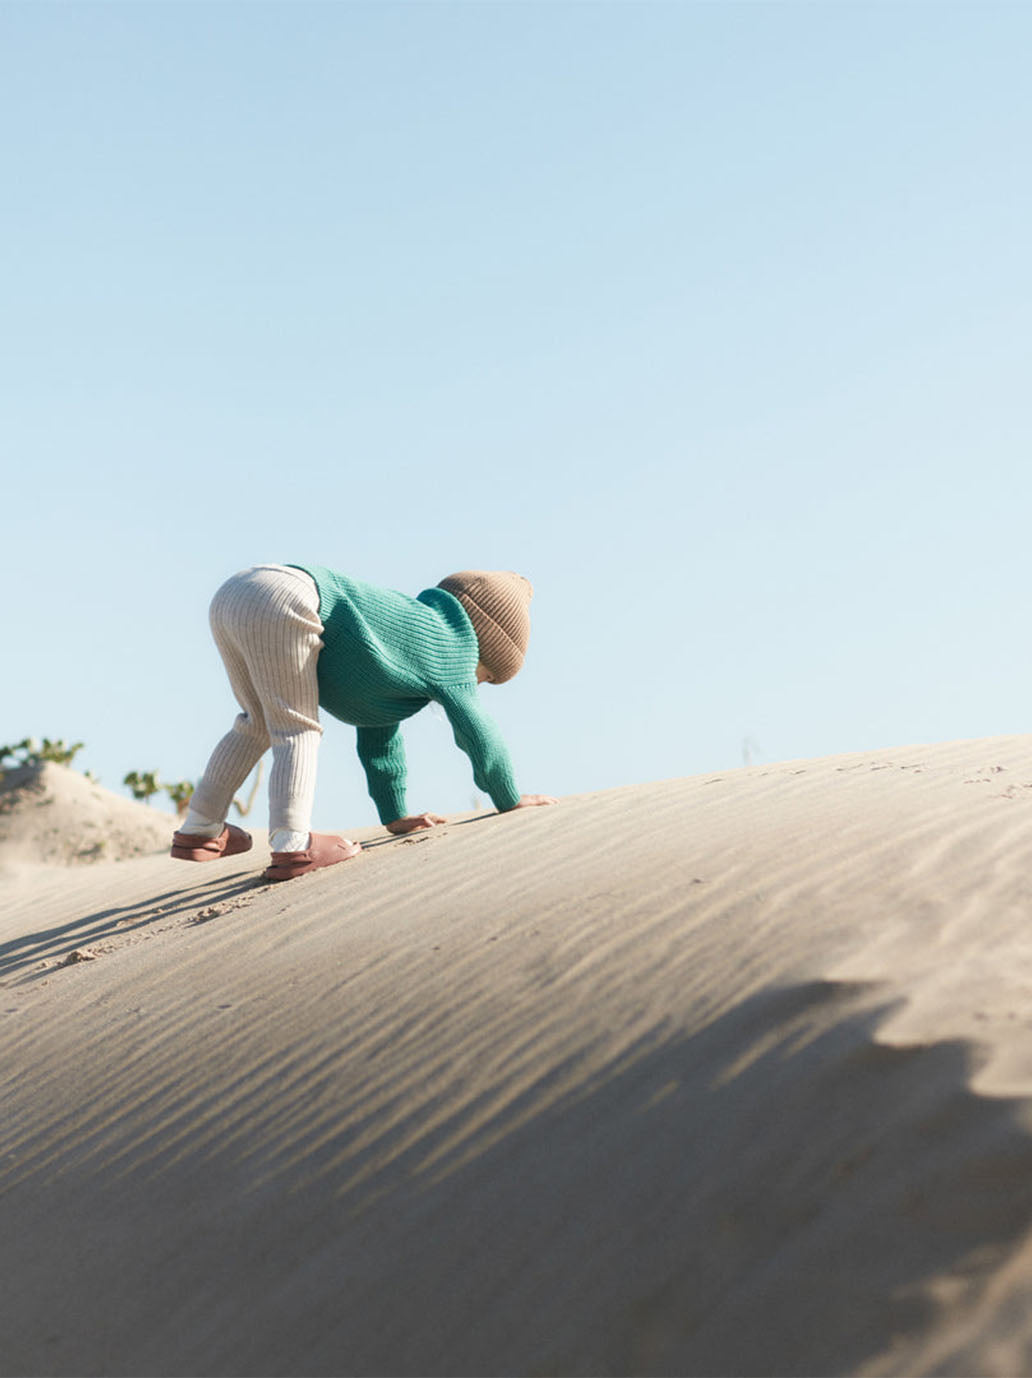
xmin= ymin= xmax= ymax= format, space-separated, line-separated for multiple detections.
xmin=3 ymin=1 xmax=1030 ymax=831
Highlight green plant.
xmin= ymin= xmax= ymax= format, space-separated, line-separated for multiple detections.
xmin=164 ymin=780 xmax=195 ymax=816
xmin=0 ymin=738 xmax=32 ymax=770
xmin=123 ymin=769 xmax=162 ymax=804
xmin=38 ymin=738 xmax=85 ymax=766
xmin=1 ymin=737 xmax=85 ymax=774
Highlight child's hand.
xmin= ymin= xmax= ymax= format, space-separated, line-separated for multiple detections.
xmin=511 ymin=794 xmax=559 ymax=809
xmin=386 ymin=813 xmax=447 ymax=835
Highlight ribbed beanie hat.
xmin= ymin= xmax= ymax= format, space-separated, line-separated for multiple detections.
xmin=437 ymin=570 xmax=534 ymax=683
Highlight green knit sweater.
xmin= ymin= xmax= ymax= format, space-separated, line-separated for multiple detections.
xmin=288 ymin=564 xmax=522 ymax=823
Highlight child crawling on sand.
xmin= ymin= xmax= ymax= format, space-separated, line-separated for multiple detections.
xmin=171 ymin=563 xmax=557 ymax=881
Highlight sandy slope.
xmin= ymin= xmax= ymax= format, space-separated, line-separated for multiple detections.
xmin=5 ymin=738 xmax=1032 ymax=1375
xmin=0 ymin=761 xmax=176 ymax=868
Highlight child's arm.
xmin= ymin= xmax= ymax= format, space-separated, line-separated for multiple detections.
xmin=354 ymin=725 xmax=408 ymax=825
xmin=435 ymin=684 xmax=555 ymax=815
xmin=357 ymin=729 xmax=451 ymax=833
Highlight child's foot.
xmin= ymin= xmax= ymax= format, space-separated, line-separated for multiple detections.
xmin=263 ymin=833 xmax=361 ymax=882
xmin=170 ymin=823 xmax=253 ymax=862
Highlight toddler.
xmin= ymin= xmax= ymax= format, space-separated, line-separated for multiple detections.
xmin=170 ymin=563 xmax=557 ymax=881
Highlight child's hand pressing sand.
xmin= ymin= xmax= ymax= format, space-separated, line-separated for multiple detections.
xmin=386 ymin=813 xmax=448 ymax=834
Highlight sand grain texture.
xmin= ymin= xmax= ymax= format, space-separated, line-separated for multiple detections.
xmin=5 ymin=740 xmax=1032 ymax=1375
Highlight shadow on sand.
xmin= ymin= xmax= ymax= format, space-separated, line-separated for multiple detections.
xmin=0 ymin=868 xmax=269 ymax=981
xmin=5 ymin=979 xmax=1032 ymax=1375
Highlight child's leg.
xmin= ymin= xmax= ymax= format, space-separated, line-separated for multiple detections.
xmin=182 ymin=566 xmax=323 ymax=845
xmin=179 ymin=636 xmax=272 ymax=836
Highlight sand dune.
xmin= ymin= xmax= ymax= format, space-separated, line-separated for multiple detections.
xmin=0 ymin=761 xmax=175 ymax=869
xmin=5 ymin=738 xmax=1032 ymax=1375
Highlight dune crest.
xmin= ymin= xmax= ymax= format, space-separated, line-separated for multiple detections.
xmin=5 ymin=736 xmax=1032 ymax=1375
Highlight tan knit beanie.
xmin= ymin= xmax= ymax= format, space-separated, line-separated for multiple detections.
xmin=438 ymin=570 xmax=534 ymax=683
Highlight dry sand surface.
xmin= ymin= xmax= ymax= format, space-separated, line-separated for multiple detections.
xmin=6 ymin=739 xmax=1032 ymax=1375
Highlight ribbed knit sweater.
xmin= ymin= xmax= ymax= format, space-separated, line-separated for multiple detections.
xmin=288 ymin=564 xmax=522 ymax=823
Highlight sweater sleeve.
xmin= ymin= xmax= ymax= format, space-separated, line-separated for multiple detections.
xmin=355 ymin=724 xmax=408 ymax=824
xmin=436 ymin=684 xmax=522 ymax=814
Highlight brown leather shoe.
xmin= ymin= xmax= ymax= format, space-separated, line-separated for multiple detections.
xmin=263 ymin=832 xmax=361 ymax=882
xmin=170 ymin=823 xmax=253 ymax=862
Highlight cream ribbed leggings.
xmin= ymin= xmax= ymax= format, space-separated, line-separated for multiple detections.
xmin=180 ymin=565 xmax=323 ymax=851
